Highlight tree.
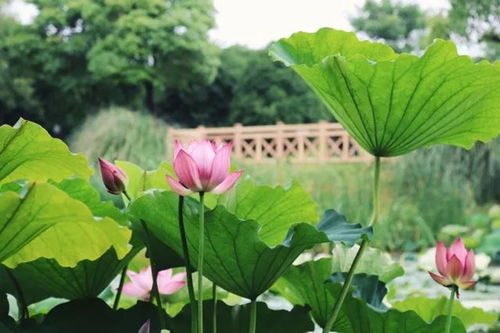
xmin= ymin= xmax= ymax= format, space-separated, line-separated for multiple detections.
xmin=448 ymin=0 xmax=500 ymax=60
xmin=229 ymin=49 xmax=330 ymax=125
xmin=350 ymin=0 xmax=427 ymax=52
xmin=161 ymin=46 xmax=330 ymax=127
xmin=0 ymin=0 xmax=219 ymax=134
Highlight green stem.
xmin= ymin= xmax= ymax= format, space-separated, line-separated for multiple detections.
xmin=5 ymin=268 xmax=28 ymax=320
xmin=178 ymin=196 xmax=197 ymax=333
xmin=445 ymin=286 xmax=457 ymax=333
xmin=198 ymin=192 xmax=205 ymax=333
xmin=113 ymin=190 xmax=132 ymax=311
xmin=249 ymin=299 xmax=257 ymax=333
xmin=113 ymin=265 xmax=128 ymax=310
xmin=140 ymin=219 xmax=165 ymax=329
xmin=323 ymin=156 xmax=381 ymax=333
xmin=212 ymin=283 xmax=217 ymax=333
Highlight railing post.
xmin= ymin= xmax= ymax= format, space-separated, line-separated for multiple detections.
xmin=318 ymin=121 xmax=328 ymax=162
xmin=342 ymin=132 xmax=350 ymax=160
xmin=234 ymin=123 xmax=243 ymax=159
xmin=197 ymin=125 xmax=206 ymax=141
xmin=297 ymin=130 xmax=305 ymax=162
xmin=255 ymin=135 xmax=263 ymax=162
xmin=276 ymin=121 xmax=284 ymax=161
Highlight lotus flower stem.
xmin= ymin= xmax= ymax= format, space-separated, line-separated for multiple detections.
xmin=212 ymin=283 xmax=217 ymax=333
xmin=113 ymin=190 xmax=132 ymax=310
xmin=249 ymin=299 xmax=257 ymax=333
xmin=323 ymin=156 xmax=381 ymax=332
xmin=140 ymin=219 xmax=165 ymax=329
xmin=445 ymin=286 xmax=457 ymax=333
xmin=198 ymin=192 xmax=206 ymax=333
xmin=113 ymin=265 xmax=128 ymax=310
xmin=177 ymin=195 xmax=197 ymax=332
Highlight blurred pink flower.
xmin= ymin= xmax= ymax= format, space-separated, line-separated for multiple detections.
xmin=428 ymin=238 xmax=476 ymax=293
xmin=138 ymin=319 xmax=150 ymax=333
xmin=122 ymin=266 xmax=186 ymax=300
xmin=166 ymin=140 xmax=243 ymax=196
xmin=98 ymin=158 xmax=128 ymax=195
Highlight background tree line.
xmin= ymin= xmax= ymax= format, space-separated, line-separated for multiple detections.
xmin=0 ymin=0 xmax=498 ymax=136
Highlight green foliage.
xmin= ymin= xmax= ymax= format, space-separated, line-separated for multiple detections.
xmin=0 ymin=177 xmax=140 ymax=304
xmin=0 ymin=0 xmax=218 ymax=133
xmin=0 ymin=119 xmax=91 ymax=185
xmin=272 ymin=259 xmax=465 ymax=332
xmin=130 ymin=184 xmax=370 ymax=299
xmin=116 ymin=161 xmax=173 ymax=200
xmin=0 ymin=182 xmax=130 ymax=267
xmin=227 ymin=50 xmax=330 ymax=125
xmin=478 ymin=230 xmax=500 ymax=260
xmin=350 ymin=0 xmax=426 ymax=52
xmin=449 ymin=0 xmax=500 ymax=60
xmin=271 ymin=28 xmax=500 ymax=157
xmin=0 ymin=247 xmax=139 ymax=305
xmin=69 ymin=108 xmax=167 ymax=171
xmin=330 ymin=244 xmax=404 ymax=284
xmin=169 ymin=300 xmax=314 ymax=333
xmin=129 ymin=188 xmax=320 ymax=298
xmin=242 ymin=162 xmax=374 ymax=225
xmin=392 ymin=296 xmax=498 ymax=329
xmin=162 ymin=46 xmax=330 ymax=127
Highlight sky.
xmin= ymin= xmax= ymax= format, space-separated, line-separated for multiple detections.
xmin=8 ymin=0 xmax=450 ymax=49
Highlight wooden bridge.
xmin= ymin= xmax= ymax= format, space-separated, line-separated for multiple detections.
xmin=166 ymin=121 xmax=371 ymax=163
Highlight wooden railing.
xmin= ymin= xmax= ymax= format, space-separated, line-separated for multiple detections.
xmin=166 ymin=121 xmax=372 ymax=163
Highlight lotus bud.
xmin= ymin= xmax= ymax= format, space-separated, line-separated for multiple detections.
xmin=98 ymin=158 xmax=128 ymax=195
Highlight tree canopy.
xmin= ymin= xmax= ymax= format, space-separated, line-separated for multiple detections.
xmin=0 ymin=0 xmax=219 ymax=134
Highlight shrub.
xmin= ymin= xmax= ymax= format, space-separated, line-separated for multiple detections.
xmin=69 ymin=107 xmax=167 ymax=170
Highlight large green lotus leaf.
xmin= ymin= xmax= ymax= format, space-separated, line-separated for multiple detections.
xmin=21 ymin=298 xmax=167 ymax=332
xmin=129 ymin=189 xmax=369 ymax=299
xmin=392 ymin=296 xmax=498 ymax=329
xmin=270 ymin=28 xmax=500 ymax=156
xmin=328 ymin=273 xmax=387 ymax=311
xmin=116 ymin=160 xmax=174 ymax=200
xmin=169 ymin=300 xmax=314 ymax=333
xmin=272 ymin=259 xmax=466 ymax=332
xmin=331 ymin=244 xmax=404 ymax=283
xmin=51 ymin=178 xmax=128 ymax=225
xmin=217 ymin=181 xmax=320 ymax=245
xmin=0 ymin=182 xmax=131 ymax=267
xmin=0 ymin=178 xmax=138 ymax=303
xmin=0 ymin=246 xmax=140 ymax=304
xmin=0 ymin=119 xmax=92 ymax=184
xmin=24 ymin=298 xmax=313 ymax=333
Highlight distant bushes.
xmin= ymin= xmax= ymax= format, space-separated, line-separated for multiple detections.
xmin=374 ymin=141 xmax=500 ymax=251
xmin=69 ymin=107 xmax=167 ymax=170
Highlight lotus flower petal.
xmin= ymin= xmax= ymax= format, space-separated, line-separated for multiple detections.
xmin=212 ymin=170 xmax=244 ymax=194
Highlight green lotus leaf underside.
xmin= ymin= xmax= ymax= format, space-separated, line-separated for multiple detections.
xmin=0 ymin=119 xmax=92 ymax=184
xmin=0 ymin=178 xmax=138 ymax=303
xmin=270 ymin=28 xmax=500 ymax=156
xmin=0 ymin=182 xmax=131 ymax=268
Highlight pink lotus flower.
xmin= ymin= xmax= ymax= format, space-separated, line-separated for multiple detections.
xmin=166 ymin=140 xmax=243 ymax=196
xmin=122 ymin=266 xmax=186 ymax=300
xmin=428 ymin=238 xmax=476 ymax=293
xmin=98 ymin=158 xmax=128 ymax=195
